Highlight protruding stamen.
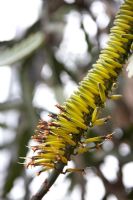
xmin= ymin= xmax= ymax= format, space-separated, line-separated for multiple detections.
xmin=62 ymin=168 xmax=85 ymax=174
xmin=93 ymin=115 xmax=111 ymax=126
xmin=98 ymin=82 xmax=106 ymax=103
xmin=109 ymin=94 xmax=122 ymax=100
xmin=48 ymin=113 xmax=58 ymax=119
xmin=48 ymin=122 xmax=60 ymax=127
xmin=55 ymin=104 xmax=66 ymax=112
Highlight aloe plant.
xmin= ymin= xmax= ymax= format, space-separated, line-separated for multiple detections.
xmin=26 ymin=0 xmax=133 ymax=199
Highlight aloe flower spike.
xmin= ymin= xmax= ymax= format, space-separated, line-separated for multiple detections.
xmin=27 ymin=1 xmax=133 ymax=199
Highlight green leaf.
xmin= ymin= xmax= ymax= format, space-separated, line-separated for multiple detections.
xmin=0 ymin=32 xmax=44 ymax=66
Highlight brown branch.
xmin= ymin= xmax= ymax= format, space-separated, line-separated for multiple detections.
xmin=96 ymin=166 xmax=128 ymax=200
xmin=31 ymin=163 xmax=65 ymax=200
xmin=0 ymin=101 xmax=23 ymax=111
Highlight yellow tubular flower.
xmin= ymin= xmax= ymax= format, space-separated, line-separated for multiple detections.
xmin=27 ymin=0 xmax=133 ymax=174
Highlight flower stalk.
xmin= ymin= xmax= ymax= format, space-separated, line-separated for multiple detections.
xmin=27 ymin=0 xmax=133 ymax=199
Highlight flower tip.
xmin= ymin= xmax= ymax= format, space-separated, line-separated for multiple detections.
xmin=31 ymin=146 xmax=38 ymax=152
xmin=36 ymin=171 xmax=41 ymax=176
xmin=55 ymin=104 xmax=65 ymax=112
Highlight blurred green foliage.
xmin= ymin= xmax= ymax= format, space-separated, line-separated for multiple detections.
xmin=0 ymin=0 xmax=133 ymax=200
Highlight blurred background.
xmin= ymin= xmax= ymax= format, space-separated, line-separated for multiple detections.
xmin=0 ymin=0 xmax=133 ymax=199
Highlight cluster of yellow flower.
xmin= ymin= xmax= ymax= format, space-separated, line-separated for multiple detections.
xmin=27 ymin=0 xmax=133 ymax=175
